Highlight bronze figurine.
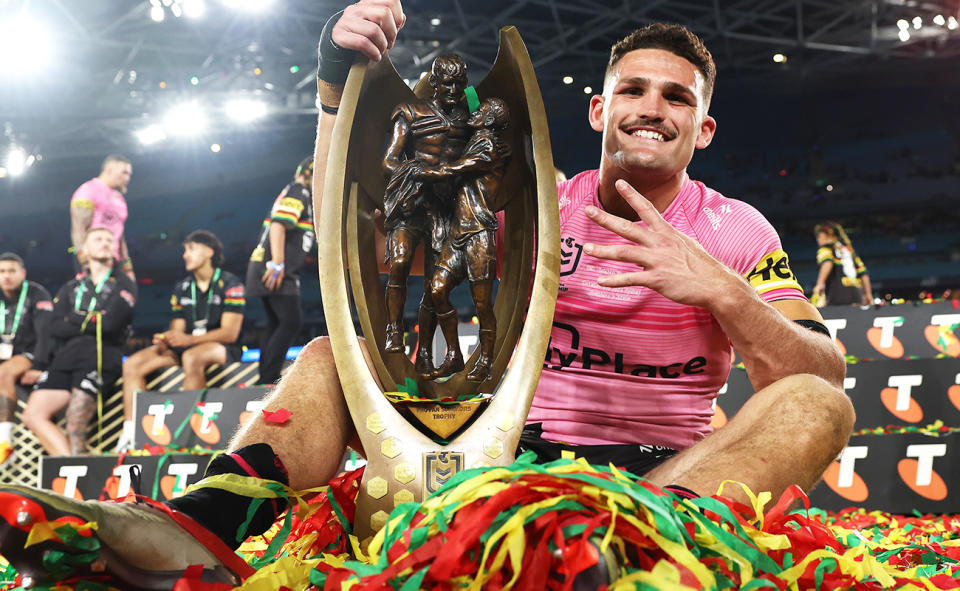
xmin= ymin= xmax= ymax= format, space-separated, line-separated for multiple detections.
xmin=415 ymin=98 xmax=511 ymax=382
xmin=381 ymin=54 xmax=470 ymax=360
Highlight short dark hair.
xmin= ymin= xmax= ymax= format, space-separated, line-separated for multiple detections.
xmin=102 ymin=154 xmax=131 ymax=171
xmin=0 ymin=252 xmax=24 ymax=267
xmin=607 ymin=24 xmax=716 ymax=106
xmin=430 ymin=54 xmax=467 ymax=84
xmin=295 ymin=156 xmax=314 ymax=180
xmin=184 ymin=230 xmax=225 ymax=266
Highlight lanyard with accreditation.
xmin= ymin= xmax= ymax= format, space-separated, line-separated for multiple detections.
xmin=190 ymin=268 xmax=220 ymax=336
xmin=0 ymin=282 xmax=28 ymax=360
xmin=74 ymin=269 xmax=112 ymax=333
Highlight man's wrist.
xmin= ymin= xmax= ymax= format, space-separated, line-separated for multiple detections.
xmin=266 ymin=261 xmax=285 ymax=271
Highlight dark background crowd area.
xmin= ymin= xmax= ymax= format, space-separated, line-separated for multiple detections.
xmin=2 ymin=58 xmax=959 ymax=353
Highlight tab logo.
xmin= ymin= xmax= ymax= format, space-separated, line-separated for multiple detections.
xmin=190 ymin=402 xmax=223 ymax=445
xmin=925 ymin=314 xmax=960 ymax=357
xmin=143 ymin=402 xmax=174 ymax=445
xmin=822 ymin=446 xmax=869 ymax=502
xmin=897 ymin=444 xmax=947 ymax=500
xmin=867 ymin=317 xmax=905 ymax=358
xmin=880 ymin=375 xmax=923 ymax=423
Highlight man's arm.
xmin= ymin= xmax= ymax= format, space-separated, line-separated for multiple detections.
xmin=812 ymin=260 xmax=832 ymax=306
xmin=180 ymin=312 xmax=243 ymax=346
xmin=70 ymin=204 xmax=93 ymax=263
xmin=119 ymin=237 xmax=135 ymax=280
xmin=582 ymin=180 xmax=845 ymax=391
xmin=262 ymin=222 xmax=287 ymax=290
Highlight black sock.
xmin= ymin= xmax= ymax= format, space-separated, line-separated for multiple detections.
xmin=165 ymin=443 xmax=290 ymax=549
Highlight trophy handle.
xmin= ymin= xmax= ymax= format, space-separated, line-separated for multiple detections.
xmin=318 ymin=27 xmax=560 ymax=543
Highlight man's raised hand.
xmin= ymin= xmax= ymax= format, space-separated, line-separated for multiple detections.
xmin=332 ymin=0 xmax=406 ymax=62
xmin=582 ymin=179 xmax=743 ymax=309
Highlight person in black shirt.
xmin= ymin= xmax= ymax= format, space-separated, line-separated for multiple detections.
xmin=0 ymin=252 xmax=53 ymax=466
xmin=116 ymin=230 xmax=245 ymax=451
xmin=21 ymin=228 xmax=136 ymax=456
xmin=245 ymin=157 xmax=314 ymax=385
xmin=812 ymin=221 xmax=873 ymax=307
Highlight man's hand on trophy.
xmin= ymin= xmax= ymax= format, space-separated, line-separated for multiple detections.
xmin=332 ymin=0 xmax=407 ymax=62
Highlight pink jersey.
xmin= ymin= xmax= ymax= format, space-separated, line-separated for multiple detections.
xmin=528 ymin=169 xmax=805 ymax=450
xmin=71 ymin=178 xmax=128 ymax=260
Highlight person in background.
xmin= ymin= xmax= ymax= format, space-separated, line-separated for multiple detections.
xmin=21 ymin=228 xmax=136 ymax=456
xmin=0 ymin=253 xmax=52 ymax=466
xmin=70 ymin=154 xmax=135 ymax=280
xmin=245 ymin=158 xmax=315 ymax=385
xmin=116 ymin=230 xmax=245 ymax=451
xmin=812 ymin=221 xmax=872 ymax=307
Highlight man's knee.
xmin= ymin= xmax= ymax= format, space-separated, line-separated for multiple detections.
xmin=780 ymin=373 xmax=855 ymax=448
xmin=181 ymin=350 xmax=208 ymax=375
xmin=0 ymin=365 xmax=18 ymax=389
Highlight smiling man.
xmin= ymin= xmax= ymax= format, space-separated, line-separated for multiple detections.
xmin=0 ymin=3 xmax=853 ymax=586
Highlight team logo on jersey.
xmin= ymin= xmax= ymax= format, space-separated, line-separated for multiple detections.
xmin=226 ymin=286 xmax=245 ymax=298
xmin=36 ymin=300 xmax=53 ymax=311
xmin=560 ymin=236 xmax=583 ymax=276
xmin=745 ymin=249 xmax=802 ymax=295
xmin=424 ymin=451 xmax=462 ymax=494
xmin=119 ymin=290 xmax=136 ymax=307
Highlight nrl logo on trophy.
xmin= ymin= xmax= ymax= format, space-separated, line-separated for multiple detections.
xmin=318 ymin=26 xmax=560 ymax=542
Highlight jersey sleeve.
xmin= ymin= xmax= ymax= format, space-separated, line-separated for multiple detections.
xmin=170 ymin=285 xmax=184 ymax=319
xmin=70 ymin=181 xmax=96 ymax=210
xmin=269 ymin=183 xmax=308 ymax=229
xmin=720 ymin=202 xmax=806 ymax=303
xmin=222 ymin=275 xmax=246 ymax=311
xmin=816 ymin=245 xmax=836 ymax=265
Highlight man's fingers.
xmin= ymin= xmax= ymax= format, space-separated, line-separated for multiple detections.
xmin=614 ymin=179 xmax=665 ymax=229
xmin=597 ymin=271 xmax=650 ymax=288
xmin=584 ymin=205 xmax=650 ymax=244
xmin=583 ymin=242 xmax=646 ymax=267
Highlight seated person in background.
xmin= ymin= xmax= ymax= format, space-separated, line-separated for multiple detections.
xmin=0 ymin=253 xmax=53 ymax=466
xmin=116 ymin=230 xmax=245 ymax=451
xmin=812 ymin=221 xmax=872 ymax=307
xmin=21 ymin=228 xmax=136 ymax=456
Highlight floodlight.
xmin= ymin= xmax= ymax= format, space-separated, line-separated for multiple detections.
xmin=225 ymin=98 xmax=268 ymax=122
xmin=773 ymin=53 xmax=787 ymax=63
xmin=164 ymin=102 xmax=207 ymax=136
xmin=5 ymin=148 xmax=27 ymax=177
xmin=0 ymin=18 xmax=52 ymax=74
xmin=136 ymin=124 xmax=167 ymax=145
xmin=210 ymin=143 xmax=222 ymax=153
xmin=897 ymin=19 xmax=909 ymax=29
xmin=150 ymin=5 xmax=165 ymax=21
xmin=183 ymin=0 xmax=205 ymax=18
xmin=898 ymin=29 xmax=911 ymax=41
xmin=562 ymin=75 xmax=573 ymax=84
xmin=933 ymin=14 xmax=946 ymax=26
xmin=583 ymin=86 xmax=593 ymax=94
xmin=913 ymin=16 xmax=922 ymax=29
xmin=949 ymin=16 xmax=958 ymax=30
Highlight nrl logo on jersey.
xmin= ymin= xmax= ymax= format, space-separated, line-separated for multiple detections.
xmin=560 ymin=236 xmax=583 ymax=276
xmin=423 ymin=451 xmax=463 ymax=494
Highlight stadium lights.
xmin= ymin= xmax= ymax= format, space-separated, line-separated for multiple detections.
xmin=225 ymin=98 xmax=268 ymax=122
xmin=164 ymin=102 xmax=207 ymax=136
xmin=949 ymin=16 xmax=959 ymax=30
xmin=5 ymin=148 xmax=27 ymax=177
xmin=562 ymin=75 xmax=574 ymax=84
xmin=210 ymin=143 xmax=221 ymax=153
xmin=897 ymin=19 xmax=909 ymax=30
xmin=183 ymin=0 xmax=205 ymax=18
xmin=913 ymin=16 xmax=922 ymax=29
xmin=135 ymin=124 xmax=167 ymax=145
xmin=583 ymin=86 xmax=593 ymax=94
xmin=933 ymin=14 xmax=946 ymax=26
xmin=773 ymin=53 xmax=787 ymax=63
xmin=0 ymin=18 xmax=52 ymax=74
xmin=150 ymin=4 xmax=165 ymax=21
xmin=899 ymin=29 xmax=911 ymax=42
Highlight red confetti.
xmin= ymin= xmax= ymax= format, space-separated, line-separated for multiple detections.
xmin=262 ymin=408 xmax=293 ymax=424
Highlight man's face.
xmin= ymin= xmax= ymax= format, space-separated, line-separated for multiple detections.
xmin=84 ymin=230 xmax=115 ymax=262
xmin=432 ymin=72 xmax=466 ymax=109
xmin=182 ymin=242 xmax=213 ymax=272
xmin=0 ymin=262 xmax=25 ymax=293
xmin=104 ymin=161 xmax=132 ymax=194
xmin=588 ymin=48 xmax=716 ymax=179
xmin=467 ymin=103 xmax=489 ymax=128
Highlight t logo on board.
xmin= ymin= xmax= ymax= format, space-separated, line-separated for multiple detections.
xmin=867 ymin=317 xmax=905 ymax=358
xmin=822 ymin=446 xmax=869 ymax=502
xmin=897 ymin=443 xmax=948 ymax=500
xmin=925 ymin=314 xmax=960 ymax=357
xmin=880 ymin=375 xmax=923 ymax=423
xmin=190 ymin=402 xmax=223 ymax=445
xmin=143 ymin=402 xmax=174 ymax=445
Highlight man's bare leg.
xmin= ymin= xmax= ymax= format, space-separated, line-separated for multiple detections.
xmin=65 ymin=388 xmax=96 ymax=455
xmin=228 ymin=336 xmax=372 ymax=490
xmin=181 ymin=343 xmax=227 ymax=390
xmin=644 ymin=373 xmax=855 ymax=505
xmin=121 ymin=347 xmax=178 ymax=420
xmin=21 ymin=389 xmax=72 ymax=456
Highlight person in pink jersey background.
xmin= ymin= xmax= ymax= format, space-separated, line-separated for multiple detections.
xmin=69 ymin=154 xmax=135 ymax=281
xmin=0 ymin=2 xmax=854 ymax=584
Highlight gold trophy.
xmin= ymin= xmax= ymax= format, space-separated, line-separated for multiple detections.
xmin=318 ymin=27 xmax=559 ymax=543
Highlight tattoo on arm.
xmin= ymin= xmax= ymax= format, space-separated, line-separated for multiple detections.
xmin=65 ymin=389 xmax=96 ymax=454
xmin=0 ymin=397 xmax=16 ymax=424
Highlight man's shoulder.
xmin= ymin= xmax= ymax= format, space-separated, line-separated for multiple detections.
xmin=71 ymin=178 xmax=104 ymax=202
xmin=218 ymin=271 xmax=245 ymax=291
xmin=680 ymin=179 xmax=773 ymax=235
xmin=26 ymin=281 xmax=52 ymax=300
xmin=174 ymin=276 xmax=192 ymax=293
xmin=391 ymin=101 xmax=436 ymax=121
xmin=112 ymin=271 xmax=138 ymax=293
